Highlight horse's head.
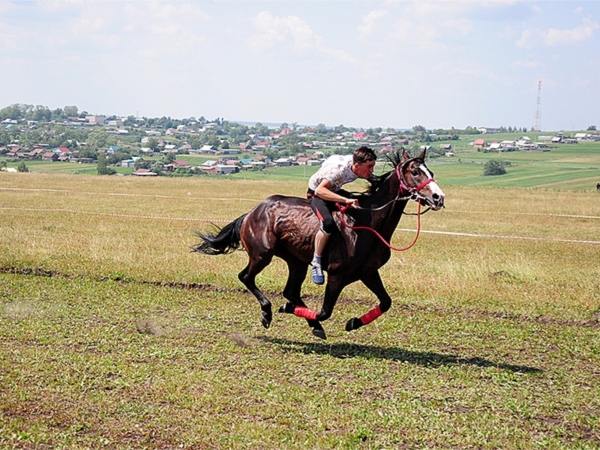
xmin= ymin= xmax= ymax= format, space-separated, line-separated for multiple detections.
xmin=397 ymin=149 xmax=445 ymax=210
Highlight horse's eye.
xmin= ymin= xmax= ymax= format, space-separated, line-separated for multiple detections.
xmin=411 ymin=169 xmax=419 ymax=177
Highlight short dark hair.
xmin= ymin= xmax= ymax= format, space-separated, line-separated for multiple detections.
xmin=353 ymin=146 xmax=377 ymax=164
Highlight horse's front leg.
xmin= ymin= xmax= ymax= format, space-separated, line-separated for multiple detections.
xmin=280 ymin=277 xmax=343 ymax=340
xmin=278 ymin=259 xmax=326 ymax=339
xmin=346 ymin=271 xmax=391 ymax=332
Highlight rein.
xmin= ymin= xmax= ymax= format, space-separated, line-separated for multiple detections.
xmin=335 ymin=157 xmax=434 ymax=252
xmin=337 ymin=200 xmax=423 ymax=252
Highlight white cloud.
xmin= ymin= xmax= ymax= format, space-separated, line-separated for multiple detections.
xmin=510 ymin=59 xmax=541 ymax=69
xmin=543 ymin=19 xmax=599 ymax=45
xmin=518 ymin=19 xmax=599 ymax=48
xmin=358 ymin=9 xmax=388 ymax=40
xmin=247 ymin=11 xmax=314 ymax=53
xmin=247 ymin=11 xmax=357 ymax=66
xmin=389 ymin=17 xmax=444 ymax=50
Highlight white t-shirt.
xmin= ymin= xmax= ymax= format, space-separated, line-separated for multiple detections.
xmin=308 ymin=155 xmax=357 ymax=192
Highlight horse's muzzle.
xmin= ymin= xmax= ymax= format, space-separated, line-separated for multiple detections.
xmin=428 ymin=190 xmax=445 ymax=210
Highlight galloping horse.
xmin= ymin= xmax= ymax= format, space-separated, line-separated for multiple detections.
xmin=192 ymin=149 xmax=445 ymax=339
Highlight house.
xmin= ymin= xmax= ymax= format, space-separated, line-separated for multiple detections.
xmin=274 ymin=158 xmax=292 ymax=167
xmin=477 ymin=127 xmax=501 ymax=134
xmin=121 ymin=159 xmax=135 ymax=167
xmin=172 ymin=159 xmax=191 ymax=168
xmin=86 ymin=115 xmax=105 ymax=125
xmin=200 ymin=145 xmax=217 ymax=154
xmin=42 ymin=152 xmax=58 ymax=161
xmin=29 ymin=149 xmax=44 ymax=158
xmin=473 ymin=139 xmax=486 ymax=149
xmin=200 ymin=160 xmax=218 ymax=174
xmin=500 ymin=140 xmax=516 ymax=150
xmin=307 ymin=159 xmax=322 ymax=166
xmin=214 ymin=164 xmax=239 ymax=174
xmin=249 ymin=161 xmax=266 ymax=170
xmin=132 ymin=168 xmax=157 ymax=176
xmin=219 ymin=149 xmax=241 ymax=155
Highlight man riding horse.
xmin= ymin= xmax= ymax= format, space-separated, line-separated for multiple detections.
xmin=307 ymin=146 xmax=377 ymax=284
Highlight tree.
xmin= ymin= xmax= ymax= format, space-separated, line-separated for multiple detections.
xmin=17 ymin=162 xmax=29 ymax=172
xmin=97 ymin=152 xmax=116 ymax=175
xmin=314 ymin=123 xmax=328 ymax=135
xmin=483 ymin=159 xmax=506 ymax=176
xmin=134 ymin=158 xmax=151 ymax=170
xmin=587 ymin=125 xmax=597 ymax=131
xmin=163 ymin=152 xmax=176 ymax=164
xmin=63 ymin=106 xmax=78 ymax=117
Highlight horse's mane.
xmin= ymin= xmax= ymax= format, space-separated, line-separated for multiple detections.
xmin=357 ymin=149 xmax=404 ymax=199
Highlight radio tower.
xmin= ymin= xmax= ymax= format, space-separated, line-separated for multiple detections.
xmin=533 ymin=80 xmax=542 ymax=132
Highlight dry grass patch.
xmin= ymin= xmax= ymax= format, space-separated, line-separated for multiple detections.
xmin=1 ymin=172 xmax=599 ymax=448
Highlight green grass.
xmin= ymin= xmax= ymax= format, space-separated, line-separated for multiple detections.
xmin=1 ymin=170 xmax=599 ymax=448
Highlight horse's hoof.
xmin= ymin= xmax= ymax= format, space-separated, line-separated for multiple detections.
xmin=278 ymin=302 xmax=295 ymax=314
xmin=312 ymin=328 xmax=327 ymax=340
xmin=261 ymin=312 xmax=272 ymax=329
xmin=346 ymin=317 xmax=363 ymax=332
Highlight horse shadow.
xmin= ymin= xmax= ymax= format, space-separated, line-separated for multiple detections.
xmin=256 ymin=336 xmax=542 ymax=374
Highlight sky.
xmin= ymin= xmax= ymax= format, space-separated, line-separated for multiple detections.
xmin=1 ymin=1 xmax=599 ymax=131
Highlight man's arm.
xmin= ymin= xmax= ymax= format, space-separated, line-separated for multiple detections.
xmin=315 ymin=180 xmax=359 ymax=207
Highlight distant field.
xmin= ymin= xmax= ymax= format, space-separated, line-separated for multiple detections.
xmin=1 ymin=172 xmax=599 ymax=448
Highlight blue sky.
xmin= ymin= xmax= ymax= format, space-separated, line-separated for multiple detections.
xmin=1 ymin=1 xmax=598 ymax=131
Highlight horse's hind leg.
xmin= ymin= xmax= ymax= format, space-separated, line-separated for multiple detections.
xmin=278 ymin=258 xmax=326 ymax=340
xmin=239 ymin=257 xmax=274 ymax=329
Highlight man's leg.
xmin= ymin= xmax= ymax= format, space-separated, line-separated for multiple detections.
xmin=311 ymin=229 xmax=329 ymax=284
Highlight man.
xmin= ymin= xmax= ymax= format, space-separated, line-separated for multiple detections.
xmin=307 ymin=146 xmax=377 ymax=284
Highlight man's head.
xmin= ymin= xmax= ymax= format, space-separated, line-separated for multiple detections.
xmin=352 ymin=146 xmax=377 ymax=179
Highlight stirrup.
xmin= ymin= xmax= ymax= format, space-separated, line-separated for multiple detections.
xmin=311 ymin=264 xmax=324 ymax=285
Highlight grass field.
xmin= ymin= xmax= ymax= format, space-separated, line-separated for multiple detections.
xmin=1 ymin=164 xmax=599 ymax=448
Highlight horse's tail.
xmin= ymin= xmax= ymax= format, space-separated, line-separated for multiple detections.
xmin=191 ymin=214 xmax=247 ymax=255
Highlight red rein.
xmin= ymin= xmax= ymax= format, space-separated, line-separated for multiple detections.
xmin=337 ymin=164 xmax=434 ymax=252
xmin=337 ymin=200 xmax=423 ymax=252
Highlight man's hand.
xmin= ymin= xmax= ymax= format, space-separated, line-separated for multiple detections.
xmin=345 ymin=198 xmax=360 ymax=208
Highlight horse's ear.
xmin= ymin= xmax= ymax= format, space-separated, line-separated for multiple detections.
xmin=402 ymin=149 xmax=411 ymax=162
xmin=419 ymin=148 xmax=427 ymax=160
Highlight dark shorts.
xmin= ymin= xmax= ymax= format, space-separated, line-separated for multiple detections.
xmin=307 ymin=189 xmax=353 ymax=235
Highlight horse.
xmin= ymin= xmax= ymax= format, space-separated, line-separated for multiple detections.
xmin=192 ymin=149 xmax=445 ymax=339
xmin=597 ymin=182 xmax=600 ymax=191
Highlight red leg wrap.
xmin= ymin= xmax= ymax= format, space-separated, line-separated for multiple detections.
xmin=294 ymin=307 xmax=318 ymax=321
xmin=360 ymin=306 xmax=383 ymax=325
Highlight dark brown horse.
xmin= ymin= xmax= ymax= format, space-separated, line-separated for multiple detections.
xmin=192 ymin=149 xmax=445 ymax=339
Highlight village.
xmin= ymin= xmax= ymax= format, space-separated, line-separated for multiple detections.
xmin=2 ymin=113 xmax=599 ymax=176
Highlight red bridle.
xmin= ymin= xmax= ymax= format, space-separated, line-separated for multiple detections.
xmin=396 ymin=159 xmax=435 ymax=197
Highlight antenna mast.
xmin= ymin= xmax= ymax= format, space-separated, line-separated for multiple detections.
xmin=533 ymin=81 xmax=542 ymax=132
